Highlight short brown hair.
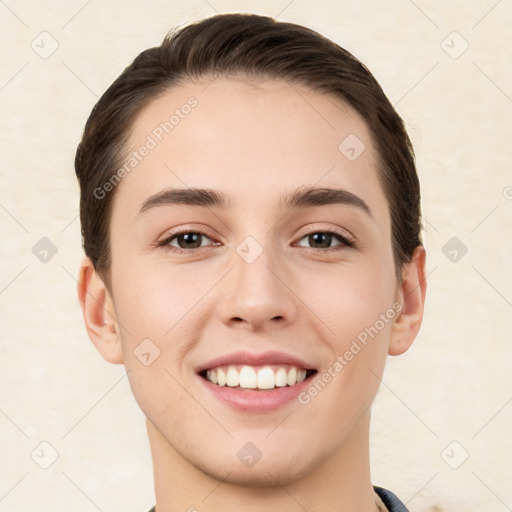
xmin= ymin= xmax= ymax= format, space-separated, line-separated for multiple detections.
xmin=75 ymin=13 xmax=422 ymax=290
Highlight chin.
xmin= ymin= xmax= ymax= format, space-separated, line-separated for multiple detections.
xmin=210 ymin=465 xmax=307 ymax=488
xmin=189 ymin=450 xmax=316 ymax=488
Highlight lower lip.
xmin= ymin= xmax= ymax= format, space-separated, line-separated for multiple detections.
xmin=197 ymin=373 xmax=316 ymax=412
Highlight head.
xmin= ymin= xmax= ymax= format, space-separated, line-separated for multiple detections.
xmin=76 ymin=13 xmax=426 ymax=488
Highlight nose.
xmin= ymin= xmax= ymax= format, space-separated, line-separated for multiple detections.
xmin=217 ymin=244 xmax=299 ymax=332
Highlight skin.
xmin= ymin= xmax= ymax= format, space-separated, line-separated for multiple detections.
xmin=78 ymin=77 xmax=426 ymax=512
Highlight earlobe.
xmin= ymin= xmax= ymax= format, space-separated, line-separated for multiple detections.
xmin=77 ymin=257 xmax=123 ymax=364
xmin=388 ymin=245 xmax=427 ymax=356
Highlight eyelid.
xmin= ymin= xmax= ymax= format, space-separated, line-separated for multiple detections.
xmin=156 ymin=226 xmax=221 ymax=249
xmin=155 ymin=224 xmax=357 ymax=252
xmin=294 ymin=224 xmax=356 ymax=245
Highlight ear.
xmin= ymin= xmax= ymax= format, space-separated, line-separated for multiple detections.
xmin=388 ymin=245 xmax=427 ymax=356
xmin=77 ymin=257 xmax=123 ymax=364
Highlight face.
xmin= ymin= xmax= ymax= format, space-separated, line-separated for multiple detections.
xmin=96 ymin=78 xmax=410 ymax=486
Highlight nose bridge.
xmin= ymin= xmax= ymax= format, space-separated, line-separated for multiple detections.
xmin=218 ymin=235 xmax=298 ymax=329
xmin=235 ymin=239 xmax=279 ymax=297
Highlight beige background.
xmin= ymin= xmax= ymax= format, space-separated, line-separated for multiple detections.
xmin=1 ymin=1 xmax=511 ymax=511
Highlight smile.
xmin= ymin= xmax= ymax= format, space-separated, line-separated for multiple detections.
xmin=196 ymin=350 xmax=319 ymax=411
xmin=202 ymin=364 xmax=317 ymax=390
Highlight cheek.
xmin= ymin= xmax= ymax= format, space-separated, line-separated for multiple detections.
xmin=112 ymin=260 xmax=213 ymax=340
xmin=111 ymin=260 xmax=220 ymax=404
xmin=298 ymin=260 xmax=396 ymax=342
xmin=112 ymin=269 xmax=209 ymax=425
xmin=297 ymin=268 xmax=395 ymax=433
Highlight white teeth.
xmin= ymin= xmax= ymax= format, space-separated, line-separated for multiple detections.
xmin=217 ymin=368 xmax=226 ymax=386
xmin=287 ymin=367 xmax=297 ymax=386
xmin=239 ymin=366 xmax=257 ymax=388
xmin=226 ymin=366 xmax=240 ymax=387
xmin=275 ymin=367 xmax=288 ymax=387
xmin=205 ymin=365 xmax=311 ymax=390
xmin=257 ymin=366 xmax=275 ymax=389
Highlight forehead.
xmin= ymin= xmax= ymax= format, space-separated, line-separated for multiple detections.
xmin=111 ymin=77 xmax=388 ymax=223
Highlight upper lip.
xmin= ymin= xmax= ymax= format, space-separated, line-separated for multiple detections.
xmin=195 ymin=350 xmax=317 ymax=373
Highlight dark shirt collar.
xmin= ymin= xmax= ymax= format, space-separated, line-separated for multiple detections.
xmin=147 ymin=486 xmax=409 ymax=512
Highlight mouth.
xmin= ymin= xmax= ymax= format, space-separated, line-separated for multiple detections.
xmin=199 ymin=364 xmax=318 ymax=391
xmin=195 ymin=351 xmax=319 ymax=410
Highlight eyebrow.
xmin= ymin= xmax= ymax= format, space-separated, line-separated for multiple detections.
xmin=137 ymin=186 xmax=371 ymax=217
xmin=138 ymin=188 xmax=229 ymax=215
xmin=282 ymin=186 xmax=371 ymax=217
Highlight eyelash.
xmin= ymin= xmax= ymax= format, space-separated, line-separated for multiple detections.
xmin=295 ymin=229 xmax=356 ymax=250
xmin=156 ymin=230 xmax=220 ymax=253
xmin=156 ymin=228 xmax=356 ymax=253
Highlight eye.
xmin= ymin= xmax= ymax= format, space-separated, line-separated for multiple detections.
xmin=295 ymin=230 xmax=354 ymax=250
xmin=158 ymin=231 xmax=217 ymax=251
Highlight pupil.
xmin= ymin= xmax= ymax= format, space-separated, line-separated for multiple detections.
xmin=310 ymin=233 xmax=331 ymax=248
xmin=179 ymin=233 xmax=201 ymax=248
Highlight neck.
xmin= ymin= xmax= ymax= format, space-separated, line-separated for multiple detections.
xmin=148 ymin=410 xmax=380 ymax=512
